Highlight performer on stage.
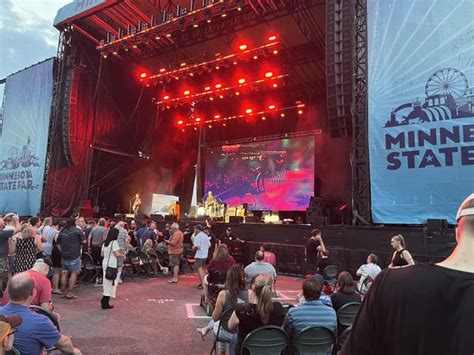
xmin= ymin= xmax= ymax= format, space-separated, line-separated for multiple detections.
xmin=204 ymin=191 xmax=218 ymax=217
xmin=131 ymin=193 xmax=142 ymax=217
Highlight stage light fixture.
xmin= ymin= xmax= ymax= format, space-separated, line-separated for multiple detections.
xmin=245 ymin=108 xmax=253 ymax=114
xmin=239 ymin=44 xmax=248 ymax=51
xmin=132 ymin=45 xmax=138 ymax=49
xmin=184 ymin=90 xmax=191 ymax=95
xmin=215 ymin=83 xmax=222 ymax=89
xmin=155 ymin=36 xmax=160 ymax=40
xmin=261 ymin=116 xmax=266 ymax=120
xmin=265 ymin=71 xmax=273 ymax=78
xmin=215 ymin=65 xmax=220 ymax=70
xmin=166 ymin=33 xmax=172 ymax=37
xmin=205 ymin=86 xmax=211 ymax=91
xmin=235 ymin=91 xmax=240 ymax=96
xmin=219 ymin=95 xmax=224 ymax=99
xmin=210 ymin=97 xmax=214 ymax=101
xmin=272 ymin=83 xmax=278 ymax=88
xmin=180 ymin=62 xmax=187 ymax=67
xmin=298 ymin=110 xmax=304 ymax=115
xmin=268 ymin=35 xmax=277 ymax=42
xmin=112 ymin=51 xmax=118 ymax=55
xmin=273 ymin=50 xmax=278 ymax=55
xmin=193 ymin=23 xmax=199 ymax=28
xmin=208 ymin=124 xmax=213 ymax=128
xmin=221 ymin=13 xmax=227 ymax=17
xmin=268 ymin=104 xmax=276 ymax=110
xmin=280 ymin=113 xmax=285 ymax=117
xmin=160 ymin=68 xmax=166 ymax=72
xmin=238 ymin=78 xmax=246 ymax=84
xmin=207 ymin=19 xmax=212 ymax=23
xmin=139 ymin=72 xmax=148 ymax=79
xmin=223 ymin=123 xmax=227 ymax=126
xmin=189 ymin=73 xmax=194 ymax=77
xmin=253 ymin=55 xmax=258 ymax=60
xmin=233 ymin=61 xmax=238 ymax=65
xmin=175 ymin=76 xmax=180 ymax=80
xmin=195 ymin=117 xmax=202 ymax=122
xmin=194 ymin=127 xmax=198 ymax=131
xmin=163 ymin=95 xmax=170 ymax=100
xmin=214 ymin=114 xmax=221 ymax=119
xmin=102 ymin=53 xmax=108 ymax=58
xmin=177 ymin=120 xmax=184 ymax=125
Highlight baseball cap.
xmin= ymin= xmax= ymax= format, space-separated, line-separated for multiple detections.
xmin=0 ymin=315 xmax=22 ymax=342
xmin=194 ymin=224 xmax=204 ymax=231
xmin=456 ymin=193 xmax=474 ymax=222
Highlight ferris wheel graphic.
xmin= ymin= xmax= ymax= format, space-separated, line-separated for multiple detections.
xmin=424 ymin=68 xmax=468 ymax=99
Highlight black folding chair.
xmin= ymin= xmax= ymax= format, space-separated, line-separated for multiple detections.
xmin=80 ymin=252 xmax=101 ymax=283
xmin=30 ymin=305 xmax=60 ymax=353
xmin=211 ymin=307 xmax=236 ymax=354
xmin=241 ymin=325 xmax=289 ymax=355
xmin=292 ymin=326 xmax=336 ymax=355
xmin=333 ymin=326 xmax=352 ymax=355
xmin=336 ymin=302 xmax=361 ymax=327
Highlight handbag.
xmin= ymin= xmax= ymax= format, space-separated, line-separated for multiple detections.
xmin=105 ymin=241 xmax=118 ymax=281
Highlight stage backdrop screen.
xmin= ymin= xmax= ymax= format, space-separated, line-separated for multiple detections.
xmin=204 ymin=136 xmax=314 ymax=211
xmin=0 ymin=59 xmax=54 ymax=216
xmin=367 ymin=0 xmax=474 ymax=224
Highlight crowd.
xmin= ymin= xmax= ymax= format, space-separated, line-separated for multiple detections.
xmin=0 ymin=193 xmax=472 ymax=354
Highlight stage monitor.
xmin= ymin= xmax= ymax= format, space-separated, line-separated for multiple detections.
xmin=204 ymin=136 xmax=315 ymax=211
xmin=367 ymin=0 xmax=474 ymax=224
xmin=151 ymin=194 xmax=179 ymax=215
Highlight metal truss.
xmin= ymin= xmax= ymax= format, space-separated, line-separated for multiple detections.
xmin=351 ymin=0 xmax=371 ymax=225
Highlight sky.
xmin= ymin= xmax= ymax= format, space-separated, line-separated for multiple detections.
xmin=0 ymin=0 xmax=70 ymax=99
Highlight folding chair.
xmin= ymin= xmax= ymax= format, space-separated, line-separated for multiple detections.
xmin=241 ymin=325 xmax=289 ymax=355
xmin=333 ymin=326 xmax=352 ymax=355
xmin=292 ymin=326 xmax=336 ymax=355
xmin=30 ymin=305 xmax=60 ymax=354
xmin=336 ymin=302 xmax=361 ymax=327
xmin=80 ymin=252 xmax=101 ymax=283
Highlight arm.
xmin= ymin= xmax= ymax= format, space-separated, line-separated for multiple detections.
xmin=113 ymin=250 xmax=126 ymax=258
xmin=211 ymin=291 xmax=225 ymax=322
xmin=356 ymin=265 xmax=364 ymax=277
xmin=35 ymin=236 xmax=44 ymax=251
xmin=227 ymin=310 xmax=239 ymax=331
xmin=317 ymin=236 xmax=327 ymax=253
xmin=400 ymin=250 xmax=415 ymax=267
xmin=87 ymin=232 xmax=93 ymax=249
xmin=55 ymin=335 xmax=81 ymax=354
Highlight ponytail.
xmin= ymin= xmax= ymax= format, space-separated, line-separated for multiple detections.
xmin=253 ymin=274 xmax=274 ymax=324
xmin=397 ymin=234 xmax=406 ymax=249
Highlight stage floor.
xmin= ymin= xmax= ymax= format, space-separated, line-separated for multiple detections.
xmin=53 ymin=273 xmax=301 ymax=354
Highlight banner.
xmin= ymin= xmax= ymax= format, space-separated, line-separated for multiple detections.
xmin=0 ymin=59 xmax=54 ymax=216
xmin=367 ymin=0 xmax=474 ymax=224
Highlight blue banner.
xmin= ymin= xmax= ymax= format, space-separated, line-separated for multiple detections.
xmin=0 ymin=59 xmax=54 ymax=216
xmin=368 ymin=0 xmax=474 ymax=224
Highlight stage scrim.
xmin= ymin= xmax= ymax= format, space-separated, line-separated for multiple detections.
xmin=204 ymin=136 xmax=314 ymax=211
xmin=0 ymin=59 xmax=54 ymax=216
xmin=367 ymin=0 xmax=474 ymax=224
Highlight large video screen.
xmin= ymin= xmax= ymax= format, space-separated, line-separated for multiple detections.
xmin=204 ymin=136 xmax=314 ymax=211
xmin=367 ymin=0 xmax=474 ymax=224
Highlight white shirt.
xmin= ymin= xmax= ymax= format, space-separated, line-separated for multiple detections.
xmin=357 ymin=263 xmax=382 ymax=294
xmin=193 ymin=231 xmax=210 ymax=259
xmin=102 ymin=240 xmax=120 ymax=268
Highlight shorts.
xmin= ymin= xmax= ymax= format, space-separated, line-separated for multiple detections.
xmin=169 ymin=254 xmax=181 ymax=267
xmin=61 ymin=257 xmax=81 ymax=273
xmin=0 ymin=257 xmax=8 ymax=281
xmin=194 ymin=258 xmax=207 ymax=269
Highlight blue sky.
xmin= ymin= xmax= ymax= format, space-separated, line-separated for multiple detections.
xmin=0 ymin=0 xmax=70 ymax=98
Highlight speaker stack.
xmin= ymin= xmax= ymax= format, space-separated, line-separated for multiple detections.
xmin=306 ymin=196 xmax=327 ymax=226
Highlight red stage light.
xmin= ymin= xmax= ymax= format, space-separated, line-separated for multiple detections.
xmin=195 ymin=117 xmax=201 ymax=122
xmin=163 ymin=95 xmax=170 ymax=100
xmin=268 ymin=35 xmax=278 ymax=42
xmin=298 ymin=110 xmax=304 ymax=115
xmin=280 ymin=113 xmax=285 ymax=117
xmin=214 ymin=114 xmax=221 ymax=119
xmin=253 ymin=55 xmax=258 ymax=60
xmin=204 ymin=86 xmax=211 ymax=91
xmin=265 ymin=72 xmax=273 ymax=78
xmin=268 ymin=104 xmax=276 ymax=110
xmin=160 ymin=68 xmax=166 ymax=72
xmin=273 ymin=50 xmax=278 ymax=55
xmin=139 ymin=72 xmax=148 ymax=79
xmin=272 ymin=83 xmax=278 ymax=88
xmin=238 ymin=78 xmax=246 ymax=84
xmin=239 ymin=44 xmax=248 ymax=51
xmin=261 ymin=116 xmax=266 ymax=121
xmin=184 ymin=90 xmax=191 ymax=95
xmin=215 ymin=83 xmax=222 ymax=89
xmin=245 ymin=108 xmax=253 ymax=114
xmin=177 ymin=120 xmax=184 ymax=125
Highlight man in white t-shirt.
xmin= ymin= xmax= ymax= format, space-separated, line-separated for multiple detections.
xmin=356 ymin=253 xmax=382 ymax=295
xmin=192 ymin=224 xmax=210 ymax=289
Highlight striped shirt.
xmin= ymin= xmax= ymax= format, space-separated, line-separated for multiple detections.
xmin=285 ymin=300 xmax=337 ymax=335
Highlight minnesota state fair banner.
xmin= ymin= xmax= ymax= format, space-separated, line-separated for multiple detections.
xmin=367 ymin=0 xmax=474 ymax=224
xmin=0 ymin=59 xmax=54 ymax=216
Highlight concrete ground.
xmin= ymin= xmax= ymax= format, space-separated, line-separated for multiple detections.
xmin=53 ymin=273 xmax=302 ymax=355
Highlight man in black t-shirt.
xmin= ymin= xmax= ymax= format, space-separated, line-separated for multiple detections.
xmin=304 ymin=229 xmax=326 ymax=273
xmin=342 ymin=194 xmax=474 ymax=355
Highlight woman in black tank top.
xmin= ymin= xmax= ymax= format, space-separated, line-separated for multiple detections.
xmin=389 ymin=234 xmax=415 ymax=268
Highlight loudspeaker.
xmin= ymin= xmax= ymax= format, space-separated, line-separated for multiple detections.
xmin=229 ymin=216 xmax=244 ymax=224
xmin=326 ymin=0 xmax=354 ymax=138
xmin=61 ymin=68 xmax=81 ymax=166
xmin=306 ymin=208 xmax=327 ymax=226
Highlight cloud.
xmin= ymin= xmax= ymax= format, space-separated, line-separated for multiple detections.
xmin=0 ymin=0 xmax=70 ymax=97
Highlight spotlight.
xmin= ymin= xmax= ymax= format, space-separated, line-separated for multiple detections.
xmin=245 ymin=108 xmax=253 ymax=114
xmin=265 ymin=72 xmax=273 ymax=78
xmin=177 ymin=120 xmax=184 ymax=125
xmin=155 ymin=36 xmax=161 ymax=40
xmin=139 ymin=72 xmax=148 ymax=79
xmin=215 ymin=66 xmax=220 ymax=70
xmin=195 ymin=117 xmax=202 ymax=122
xmin=193 ymin=23 xmax=199 ymax=28
xmin=298 ymin=110 xmax=304 ymax=115
xmin=214 ymin=114 xmax=221 ymax=119
xmin=184 ymin=90 xmax=190 ymax=95
xmin=163 ymin=95 xmax=170 ymax=100
xmin=215 ymin=83 xmax=222 ymax=89
xmin=233 ymin=61 xmax=238 ymax=65
xmin=238 ymin=78 xmax=246 ymax=84
xmin=221 ymin=13 xmax=227 ymax=17
xmin=272 ymin=83 xmax=278 ymax=88
xmin=208 ymin=124 xmax=213 ymax=128
xmin=210 ymin=97 xmax=214 ymax=101
xmin=273 ymin=50 xmax=278 ymax=55
xmin=235 ymin=91 xmax=240 ymax=96
xmin=268 ymin=35 xmax=277 ymax=42
xmin=180 ymin=62 xmax=187 ymax=67
xmin=205 ymin=86 xmax=211 ymax=91
xmin=268 ymin=104 xmax=276 ymax=110
xmin=253 ymin=55 xmax=258 ymax=60
xmin=219 ymin=95 xmax=224 ymax=99
xmin=160 ymin=68 xmax=166 ymax=72
xmin=132 ymin=45 xmax=138 ymax=49
xmin=239 ymin=44 xmax=248 ymax=51
xmin=261 ymin=116 xmax=266 ymax=121
xmin=166 ymin=33 xmax=172 ymax=37
xmin=112 ymin=51 xmax=118 ymax=55
xmin=280 ymin=113 xmax=285 ymax=117
xmin=222 ymin=123 xmax=227 ymax=126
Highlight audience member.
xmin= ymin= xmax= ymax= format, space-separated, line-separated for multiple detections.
xmin=183 ymin=224 xmax=193 ymax=245
xmin=140 ymin=221 xmax=157 ymax=248
xmin=135 ymin=221 xmax=147 ymax=248
xmin=88 ymin=218 xmax=107 ymax=265
xmin=42 ymin=218 xmax=59 ymax=257
xmin=50 ymin=222 xmax=64 ymax=294
xmin=228 ymin=273 xmax=285 ymax=355
xmin=305 ymin=229 xmax=327 ymax=272
xmin=75 ymin=217 xmax=86 ymax=232
xmin=260 ymin=244 xmax=276 ymax=266
xmin=388 ymin=234 xmax=415 ymax=268
xmin=0 ymin=218 xmax=13 ymax=295
xmin=342 ymin=194 xmax=474 ymax=354
xmin=244 ymin=251 xmax=277 ymax=287
xmin=6 ymin=215 xmax=21 ymax=277
xmin=29 ymin=217 xmax=41 ymax=235
xmin=83 ymin=220 xmax=96 ymax=240
xmin=166 ymin=223 xmax=184 ymax=284
xmin=0 ymin=314 xmax=21 ymax=354
xmin=285 ymin=276 xmax=337 ymax=335
xmin=101 ymin=228 xmax=125 ymax=309
xmin=297 ymin=274 xmax=332 ymax=307
xmin=356 ymin=253 xmax=381 ymax=295
xmin=142 ymin=239 xmax=165 ymax=274
xmin=115 ymin=221 xmax=128 ymax=284
xmin=0 ymin=273 xmax=81 ymax=354
xmin=58 ymin=218 xmax=85 ymax=299
xmin=202 ymin=244 xmax=236 ymax=301
xmin=331 ymin=272 xmax=361 ymax=311
xmin=219 ymin=227 xmax=236 ymax=245
xmin=14 ymin=224 xmax=42 ymax=274
xmin=197 ymin=265 xmax=248 ymax=355
xmin=163 ymin=223 xmax=172 ymax=240
xmin=193 ymin=224 xmax=211 ymax=289
xmin=38 ymin=217 xmax=52 ymax=239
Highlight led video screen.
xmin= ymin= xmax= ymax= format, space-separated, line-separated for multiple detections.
xmin=204 ymin=136 xmax=314 ymax=211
